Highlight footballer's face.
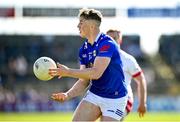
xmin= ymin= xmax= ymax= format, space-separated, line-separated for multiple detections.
xmin=77 ymin=17 xmax=91 ymax=38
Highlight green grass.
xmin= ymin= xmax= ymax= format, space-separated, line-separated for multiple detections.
xmin=0 ymin=112 xmax=72 ymax=121
xmin=0 ymin=112 xmax=180 ymax=121
xmin=125 ymin=112 xmax=180 ymax=121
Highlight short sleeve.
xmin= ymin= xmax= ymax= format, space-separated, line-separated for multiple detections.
xmin=97 ymin=40 xmax=115 ymax=58
xmin=127 ymin=56 xmax=142 ymax=77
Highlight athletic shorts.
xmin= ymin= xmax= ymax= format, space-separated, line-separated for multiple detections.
xmin=82 ymin=90 xmax=128 ymax=120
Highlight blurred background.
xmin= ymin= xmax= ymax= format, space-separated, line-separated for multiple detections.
xmin=0 ymin=0 xmax=180 ymax=116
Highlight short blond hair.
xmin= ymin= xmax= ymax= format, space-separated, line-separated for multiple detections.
xmin=78 ymin=8 xmax=103 ymax=26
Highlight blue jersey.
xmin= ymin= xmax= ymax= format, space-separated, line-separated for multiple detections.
xmin=79 ymin=33 xmax=127 ymax=98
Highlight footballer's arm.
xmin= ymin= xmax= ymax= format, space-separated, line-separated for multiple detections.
xmin=133 ymin=72 xmax=147 ymax=117
xmin=65 ymin=78 xmax=89 ymax=100
xmin=51 ymin=65 xmax=90 ymax=102
xmin=49 ymin=56 xmax=110 ymax=81
xmin=65 ymin=65 xmax=90 ymax=100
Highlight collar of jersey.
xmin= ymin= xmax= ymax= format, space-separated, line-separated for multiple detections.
xmin=94 ymin=33 xmax=102 ymax=42
xmin=86 ymin=32 xmax=102 ymax=46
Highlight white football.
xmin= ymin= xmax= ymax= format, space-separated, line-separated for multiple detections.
xmin=33 ymin=57 xmax=57 ymax=81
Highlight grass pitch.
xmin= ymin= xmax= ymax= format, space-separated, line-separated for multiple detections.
xmin=0 ymin=112 xmax=180 ymax=122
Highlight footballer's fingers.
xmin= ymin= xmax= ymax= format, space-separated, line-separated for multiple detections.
xmin=51 ymin=93 xmax=66 ymax=102
xmin=138 ymin=103 xmax=147 ymax=117
xmin=51 ymin=93 xmax=57 ymax=100
xmin=138 ymin=111 xmax=144 ymax=118
xmin=49 ymin=68 xmax=59 ymax=77
xmin=57 ymin=63 xmax=69 ymax=71
xmin=138 ymin=107 xmax=146 ymax=118
xmin=57 ymin=62 xmax=62 ymax=68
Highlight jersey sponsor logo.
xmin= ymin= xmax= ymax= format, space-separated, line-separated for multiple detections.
xmin=99 ymin=45 xmax=110 ymax=52
xmin=82 ymin=54 xmax=87 ymax=58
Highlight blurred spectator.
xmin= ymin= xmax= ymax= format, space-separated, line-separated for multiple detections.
xmin=121 ymin=35 xmax=145 ymax=63
xmin=14 ymin=55 xmax=28 ymax=79
xmin=126 ymin=42 xmax=143 ymax=58
xmin=0 ymin=86 xmax=5 ymax=111
xmin=3 ymin=89 xmax=16 ymax=112
xmin=0 ymin=45 xmax=6 ymax=68
xmin=27 ymin=40 xmax=41 ymax=63
xmin=159 ymin=35 xmax=180 ymax=79
xmin=6 ymin=57 xmax=16 ymax=89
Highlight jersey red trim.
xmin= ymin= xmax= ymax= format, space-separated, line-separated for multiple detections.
xmin=99 ymin=45 xmax=110 ymax=51
xmin=132 ymin=71 xmax=142 ymax=78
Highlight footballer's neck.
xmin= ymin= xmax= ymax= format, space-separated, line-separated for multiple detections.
xmin=88 ymin=28 xmax=100 ymax=45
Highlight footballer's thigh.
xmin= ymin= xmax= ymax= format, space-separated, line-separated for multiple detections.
xmin=72 ymin=100 xmax=101 ymax=121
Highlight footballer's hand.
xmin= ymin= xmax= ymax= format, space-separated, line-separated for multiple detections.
xmin=137 ymin=103 xmax=147 ymax=118
xmin=49 ymin=62 xmax=69 ymax=78
xmin=51 ymin=92 xmax=68 ymax=102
